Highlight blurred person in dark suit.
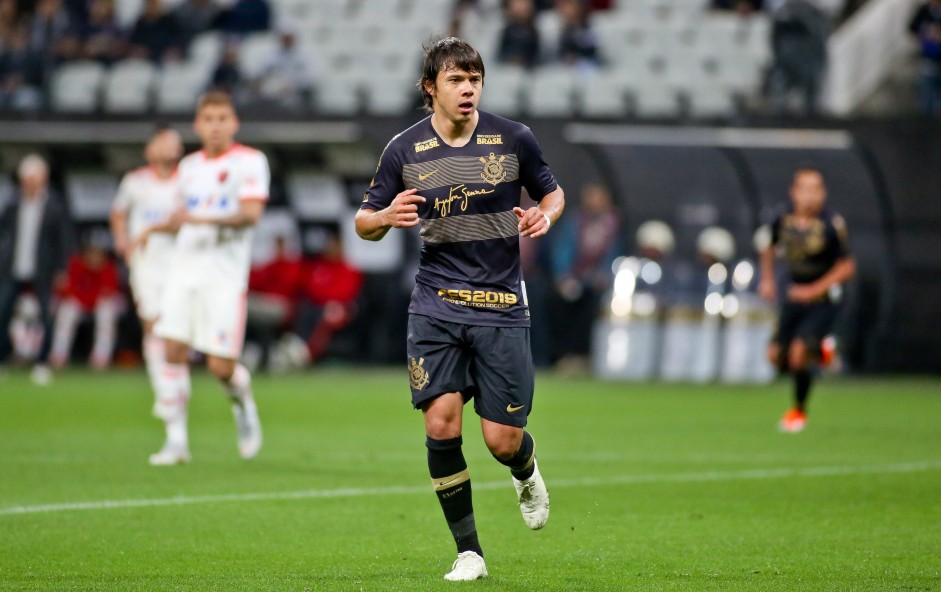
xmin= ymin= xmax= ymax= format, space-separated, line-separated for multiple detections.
xmin=549 ymin=183 xmax=620 ymax=369
xmin=128 ymin=0 xmax=183 ymax=63
xmin=0 ymin=154 xmax=76 ymax=384
xmin=909 ymin=0 xmax=941 ymax=117
xmin=173 ymin=0 xmax=220 ymax=48
xmin=0 ymin=23 xmax=45 ymax=111
xmin=497 ymin=0 xmax=541 ymax=69
xmin=767 ymin=0 xmax=829 ymax=117
xmin=214 ymin=0 xmax=270 ymax=37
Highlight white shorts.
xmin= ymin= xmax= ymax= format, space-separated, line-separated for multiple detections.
xmin=153 ymin=281 xmax=247 ymax=359
xmin=129 ymin=266 xmax=166 ymax=322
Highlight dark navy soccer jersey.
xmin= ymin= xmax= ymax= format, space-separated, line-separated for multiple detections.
xmin=361 ymin=111 xmax=558 ymax=327
xmin=770 ymin=205 xmax=850 ymax=284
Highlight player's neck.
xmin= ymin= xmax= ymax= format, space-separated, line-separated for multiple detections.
xmin=430 ymin=110 xmax=478 ymax=147
xmin=152 ymin=164 xmax=175 ymax=179
xmin=203 ymin=141 xmax=236 ymax=159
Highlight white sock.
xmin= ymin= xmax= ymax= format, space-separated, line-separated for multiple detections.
xmin=90 ymin=298 xmax=119 ymax=365
xmin=165 ymin=415 xmax=188 ymax=449
xmin=157 ymin=363 xmax=191 ymax=449
xmin=142 ymin=334 xmax=165 ymax=395
xmin=224 ymin=363 xmax=252 ymax=405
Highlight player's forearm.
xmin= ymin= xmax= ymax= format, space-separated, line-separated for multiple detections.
xmin=355 ymin=208 xmax=391 ymax=241
xmin=759 ymin=247 xmax=776 ymax=282
xmin=812 ymin=257 xmax=856 ymax=292
xmin=539 ymin=187 xmax=565 ymax=227
xmin=109 ymin=211 xmax=129 ymax=254
xmin=188 ymin=200 xmax=265 ymax=229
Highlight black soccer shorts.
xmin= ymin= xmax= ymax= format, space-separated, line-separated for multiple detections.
xmin=772 ymin=300 xmax=840 ymax=359
xmin=406 ymin=314 xmax=535 ymax=428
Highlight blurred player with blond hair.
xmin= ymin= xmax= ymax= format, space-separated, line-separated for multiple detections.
xmin=134 ymin=92 xmax=269 ymax=464
xmin=111 ymin=126 xmax=187 ymax=462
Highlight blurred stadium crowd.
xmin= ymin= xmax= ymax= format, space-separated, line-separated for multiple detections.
xmin=2 ymin=0 xmax=914 ymax=119
xmin=1 ymin=0 xmax=938 ymax=379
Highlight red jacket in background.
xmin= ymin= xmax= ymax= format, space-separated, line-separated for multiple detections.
xmin=61 ymin=254 xmax=119 ymax=311
xmin=248 ymin=255 xmax=303 ymax=301
xmin=302 ymin=256 xmax=363 ymax=306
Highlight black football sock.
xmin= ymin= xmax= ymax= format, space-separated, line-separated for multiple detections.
xmin=493 ymin=430 xmax=536 ymax=481
xmin=794 ymin=370 xmax=812 ymax=413
xmin=426 ymin=436 xmax=482 ymax=557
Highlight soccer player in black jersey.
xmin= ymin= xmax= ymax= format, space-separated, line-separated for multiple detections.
xmin=355 ymin=37 xmax=564 ymax=581
xmin=759 ymin=166 xmax=855 ymax=432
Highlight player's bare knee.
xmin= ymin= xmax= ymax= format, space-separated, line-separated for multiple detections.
xmin=767 ymin=344 xmax=781 ymax=368
xmin=164 ymin=340 xmax=189 ymax=365
xmin=482 ymin=426 xmax=523 ymax=461
xmin=207 ymin=357 xmax=235 ymax=382
xmin=424 ymin=415 xmax=461 ymax=440
xmin=788 ymin=341 xmax=808 ymax=370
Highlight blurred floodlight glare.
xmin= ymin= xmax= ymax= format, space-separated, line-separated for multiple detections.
xmin=640 ymin=260 xmax=662 ymax=284
xmin=721 ymin=294 xmax=740 ymax=318
xmin=634 ymin=292 xmax=657 ymax=317
xmin=704 ymin=292 xmax=723 ymax=315
xmin=708 ymin=263 xmax=728 ymax=285
xmin=732 ymin=261 xmax=755 ymax=290
xmin=613 ymin=268 xmax=637 ymax=298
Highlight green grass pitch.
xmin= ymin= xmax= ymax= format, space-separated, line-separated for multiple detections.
xmin=1 ymin=368 xmax=939 ymax=591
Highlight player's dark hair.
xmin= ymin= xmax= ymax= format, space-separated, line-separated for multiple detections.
xmin=418 ymin=36 xmax=485 ymax=112
xmin=794 ymin=164 xmax=825 ymax=182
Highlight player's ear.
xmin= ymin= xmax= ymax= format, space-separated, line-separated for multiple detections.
xmin=423 ymin=79 xmax=436 ymax=99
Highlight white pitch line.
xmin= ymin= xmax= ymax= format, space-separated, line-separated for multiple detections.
xmin=2 ymin=460 xmax=940 ymax=517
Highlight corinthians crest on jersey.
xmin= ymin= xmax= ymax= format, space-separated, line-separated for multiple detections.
xmin=409 ymin=357 xmax=430 ymax=390
xmin=480 ymin=153 xmax=507 ymax=186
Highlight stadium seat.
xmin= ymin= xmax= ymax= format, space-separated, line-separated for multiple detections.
xmin=251 ymin=207 xmax=301 ymax=265
xmin=312 ymin=74 xmax=362 ymax=116
xmin=50 ymin=61 xmax=106 ymax=113
xmin=632 ymin=80 xmax=682 ymax=118
xmin=154 ymin=63 xmax=208 ymax=113
xmin=363 ymin=72 xmax=420 ymax=116
xmin=686 ymin=86 xmax=737 ymax=119
xmin=187 ymin=31 xmax=224 ymax=75
xmin=285 ymin=171 xmax=348 ymax=222
xmin=102 ymin=59 xmax=156 ymax=114
xmin=479 ymin=65 xmax=525 ymax=116
xmin=522 ymin=68 xmax=576 ymax=117
xmin=338 ymin=215 xmax=405 ymax=273
xmin=577 ymin=72 xmax=630 ymax=118
xmin=238 ymin=32 xmax=281 ymax=81
xmin=65 ymin=171 xmax=120 ymax=222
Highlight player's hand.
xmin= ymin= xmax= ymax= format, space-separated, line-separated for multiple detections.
xmin=758 ymin=277 xmax=776 ymax=302
xmin=129 ymin=228 xmax=150 ymax=254
xmin=113 ymin=235 xmax=128 ymax=260
xmin=166 ymin=207 xmax=190 ymax=229
xmin=384 ymin=189 xmax=425 ymax=228
xmin=514 ymin=206 xmax=550 ymax=238
xmin=788 ymin=282 xmax=824 ymax=303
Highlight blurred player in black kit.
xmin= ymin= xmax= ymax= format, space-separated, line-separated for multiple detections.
xmin=759 ymin=166 xmax=855 ymax=432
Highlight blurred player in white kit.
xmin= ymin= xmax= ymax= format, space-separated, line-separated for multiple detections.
xmin=111 ymin=126 xmax=186 ymax=461
xmin=132 ymin=92 xmax=270 ymax=465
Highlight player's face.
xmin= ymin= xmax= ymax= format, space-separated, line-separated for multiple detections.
xmin=429 ymin=66 xmax=482 ymax=124
xmin=146 ymin=130 xmax=183 ymax=168
xmin=790 ymin=170 xmax=826 ymax=216
xmin=194 ymin=103 xmax=239 ymax=155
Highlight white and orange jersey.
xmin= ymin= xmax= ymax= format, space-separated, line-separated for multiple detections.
xmin=112 ymin=165 xmax=180 ymax=272
xmin=171 ymin=143 xmax=270 ymax=289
